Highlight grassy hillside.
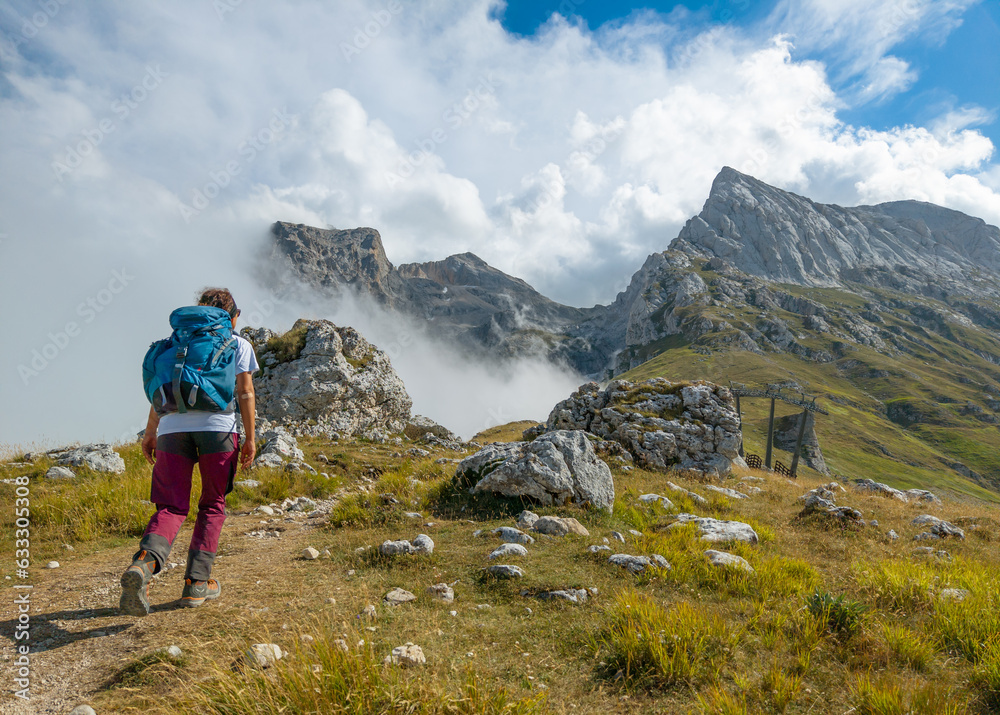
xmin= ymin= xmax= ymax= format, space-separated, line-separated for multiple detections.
xmin=5 ymin=433 xmax=1000 ymax=713
xmin=620 ymin=265 xmax=1000 ymax=504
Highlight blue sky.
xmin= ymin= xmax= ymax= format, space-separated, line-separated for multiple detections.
xmin=499 ymin=0 xmax=1000 ymax=147
xmin=1 ymin=0 xmax=1000 ymax=444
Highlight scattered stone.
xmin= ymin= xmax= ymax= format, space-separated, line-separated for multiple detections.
xmin=853 ymin=479 xmax=909 ymax=502
xmin=325 ymin=597 xmax=337 ymax=605
xmin=405 ymin=415 xmax=461 ymax=442
xmin=705 ymin=549 xmax=754 ymax=573
xmin=588 ymin=545 xmax=611 ymax=553
xmin=940 ymin=588 xmax=970 ymax=602
xmin=157 ymin=645 xmax=183 ymax=659
xmin=888 ymin=530 xmax=899 ymax=540
xmin=302 ymin=547 xmax=320 ymax=560
xmin=404 ymin=512 xmax=423 ymax=519
xmin=245 ymin=643 xmax=285 ymax=669
xmin=300 ymin=634 xmax=315 ymax=644
xmin=799 ymin=486 xmax=837 ymax=503
xmin=285 ymin=496 xmax=317 ymax=512
xmin=68 ymin=707 xmax=96 ymax=715
xmin=492 ymin=527 xmax=535 ymax=545
xmin=235 ymin=479 xmax=261 ymax=488
xmin=464 ymin=430 xmax=615 ymax=511
xmin=333 ymin=639 xmax=350 ymax=653
xmin=384 ymin=588 xmax=417 ymax=606
xmin=537 ymin=589 xmax=589 ymax=603
xmin=607 ymin=554 xmax=670 ymax=573
xmin=906 ymin=489 xmax=941 ymax=505
xmin=48 ymin=443 xmax=126 ymax=474
xmin=911 ymin=515 xmax=965 ymax=539
xmin=411 ymin=534 xmax=435 ymax=554
xmin=913 ymin=532 xmax=940 ymax=541
xmin=406 ymin=448 xmax=431 ymax=458
xmin=257 ymin=505 xmax=275 ymax=516
xmin=484 ymin=565 xmax=524 ymax=579
xmin=358 ymin=604 xmax=377 ymax=620
xmin=489 ymin=543 xmax=528 ymax=560
xmin=385 ymin=643 xmax=426 ymax=668
xmin=639 ymin=493 xmax=674 ymax=509
xmin=427 ymin=583 xmax=455 ymax=602
xmin=669 ymin=514 xmax=759 ymax=544
xmin=532 ymin=516 xmax=589 ymax=537
xmin=44 ymin=466 xmax=75 ymax=480
xmin=611 ymin=531 xmax=626 ymax=543
xmin=666 ymin=481 xmax=708 ymax=504
xmin=379 ymin=540 xmax=412 ymax=556
xmin=46 ymin=561 xmax=59 ymax=569
xmin=517 ymin=510 xmax=539 ymax=529
xmin=704 ymin=485 xmax=749 ymax=500
xmin=322 ymin=549 xmax=331 ymax=558
xmin=799 ymin=494 xmax=864 ymax=523
xmin=628 ymin=529 xmax=643 ymax=537
xmin=252 ymin=453 xmax=285 ymax=470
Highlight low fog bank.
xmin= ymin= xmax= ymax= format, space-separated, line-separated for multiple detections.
xmin=252 ymin=285 xmax=585 ymax=441
xmin=0 ymin=215 xmax=584 ymax=449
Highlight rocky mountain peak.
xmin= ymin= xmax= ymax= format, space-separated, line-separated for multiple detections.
xmin=673 ymin=168 xmax=1000 ymax=295
xmin=270 ymin=221 xmax=398 ymax=301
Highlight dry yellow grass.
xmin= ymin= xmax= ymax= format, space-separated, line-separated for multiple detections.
xmin=3 ymin=424 xmax=1000 ymax=713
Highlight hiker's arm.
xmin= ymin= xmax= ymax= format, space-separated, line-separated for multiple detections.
xmin=141 ymin=405 xmax=159 ymax=465
xmin=237 ymin=371 xmax=256 ymax=470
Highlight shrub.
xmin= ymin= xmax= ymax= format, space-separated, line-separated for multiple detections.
xmin=805 ymin=591 xmax=867 ymax=639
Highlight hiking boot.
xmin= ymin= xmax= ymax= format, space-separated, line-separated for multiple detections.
xmin=120 ymin=550 xmax=157 ymax=617
xmin=180 ymin=578 xmax=221 ymax=608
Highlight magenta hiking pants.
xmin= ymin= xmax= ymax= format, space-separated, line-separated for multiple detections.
xmin=136 ymin=431 xmax=238 ymax=581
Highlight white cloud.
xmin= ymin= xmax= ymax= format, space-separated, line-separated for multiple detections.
xmin=767 ymin=0 xmax=980 ymax=103
xmin=0 ymin=0 xmax=998 ymax=445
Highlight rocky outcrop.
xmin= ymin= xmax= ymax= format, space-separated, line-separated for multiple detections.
xmin=48 ymin=444 xmax=126 ymax=474
xmin=672 ymin=167 xmax=1000 ymax=296
xmin=252 ymin=319 xmax=412 ymax=439
xmin=537 ymin=378 xmax=742 ymax=475
xmin=773 ymin=411 xmax=829 ymax=475
xmin=460 ymin=430 xmax=614 ymax=511
xmin=404 ymin=415 xmax=460 ymax=443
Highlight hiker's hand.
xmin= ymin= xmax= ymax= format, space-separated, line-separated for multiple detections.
xmin=142 ymin=431 xmax=157 ymax=465
xmin=240 ymin=437 xmax=255 ymax=471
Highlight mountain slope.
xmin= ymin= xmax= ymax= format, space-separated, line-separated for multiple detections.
xmin=262 ymin=170 xmax=1000 ymax=499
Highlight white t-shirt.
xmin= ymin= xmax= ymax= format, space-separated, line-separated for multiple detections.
xmin=157 ymin=335 xmax=259 ymax=435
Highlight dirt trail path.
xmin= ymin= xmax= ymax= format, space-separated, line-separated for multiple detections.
xmin=0 ymin=508 xmax=328 ymax=714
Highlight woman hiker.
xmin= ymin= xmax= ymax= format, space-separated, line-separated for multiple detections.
xmin=120 ymin=287 xmax=259 ymax=616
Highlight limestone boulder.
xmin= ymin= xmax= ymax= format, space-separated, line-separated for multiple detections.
xmin=48 ymin=444 xmax=125 ymax=474
xmin=253 ymin=320 xmax=412 ymax=439
xmin=462 ymin=431 xmax=614 ymax=511
xmin=539 ymin=378 xmax=742 ymax=476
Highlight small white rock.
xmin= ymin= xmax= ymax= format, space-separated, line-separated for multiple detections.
xmin=246 ymin=643 xmax=284 ymax=669
xmin=385 ymin=642 xmax=426 ymax=667
xmin=46 ymin=561 xmax=59 ymax=569
xmin=302 ymin=547 xmax=320 ymax=560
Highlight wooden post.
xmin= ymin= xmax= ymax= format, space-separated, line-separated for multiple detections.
xmin=790 ymin=409 xmax=809 ymax=478
xmin=734 ymin=393 xmax=744 ymax=457
xmin=764 ymin=397 xmax=776 ymax=469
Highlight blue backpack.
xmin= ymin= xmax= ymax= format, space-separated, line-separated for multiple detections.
xmin=142 ymin=306 xmax=238 ymax=415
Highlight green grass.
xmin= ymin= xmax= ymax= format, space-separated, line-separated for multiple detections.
xmin=593 ymin=590 xmax=740 ymax=690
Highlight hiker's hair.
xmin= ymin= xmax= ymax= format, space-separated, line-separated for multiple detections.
xmin=197 ymin=287 xmax=237 ymax=317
